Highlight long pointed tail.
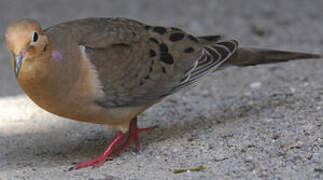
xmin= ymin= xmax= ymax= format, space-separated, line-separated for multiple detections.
xmin=225 ymin=48 xmax=321 ymax=67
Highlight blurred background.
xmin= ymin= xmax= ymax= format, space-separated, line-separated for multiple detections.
xmin=1 ymin=0 xmax=322 ymax=97
xmin=0 ymin=0 xmax=322 ymax=179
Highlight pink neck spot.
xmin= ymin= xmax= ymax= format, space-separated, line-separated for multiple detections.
xmin=51 ymin=50 xmax=63 ymax=62
xmin=22 ymin=49 xmax=28 ymax=56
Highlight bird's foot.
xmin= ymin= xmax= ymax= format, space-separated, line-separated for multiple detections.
xmin=74 ymin=155 xmax=107 ymax=169
xmin=73 ymin=117 xmax=153 ymax=170
xmin=113 ymin=124 xmax=153 ymax=155
xmin=73 ymin=131 xmax=126 ymax=170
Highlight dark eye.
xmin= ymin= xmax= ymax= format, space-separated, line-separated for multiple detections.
xmin=32 ymin=31 xmax=39 ymax=43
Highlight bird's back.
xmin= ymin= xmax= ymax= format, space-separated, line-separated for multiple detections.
xmin=44 ymin=17 xmax=238 ymax=108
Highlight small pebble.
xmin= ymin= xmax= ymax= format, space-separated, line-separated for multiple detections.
xmin=249 ymin=82 xmax=262 ymax=89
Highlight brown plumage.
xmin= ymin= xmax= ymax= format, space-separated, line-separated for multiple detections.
xmin=5 ymin=17 xmax=321 ymax=170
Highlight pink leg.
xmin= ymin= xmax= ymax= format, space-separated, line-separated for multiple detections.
xmin=113 ymin=118 xmax=153 ymax=155
xmin=73 ymin=117 xmax=152 ymax=170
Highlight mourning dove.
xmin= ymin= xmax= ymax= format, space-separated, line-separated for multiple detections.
xmin=5 ymin=17 xmax=321 ymax=170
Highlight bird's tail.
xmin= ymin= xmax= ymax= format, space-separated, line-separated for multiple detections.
xmin=224 ymin=47 xmax=321 ymax=67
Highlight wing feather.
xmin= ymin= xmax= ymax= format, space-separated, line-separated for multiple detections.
xmin=170 ymin=40 xmax=238 ymax=93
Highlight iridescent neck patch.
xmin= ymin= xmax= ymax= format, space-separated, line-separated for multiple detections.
xmin=52 ymin=50 xmax=63 ymax=62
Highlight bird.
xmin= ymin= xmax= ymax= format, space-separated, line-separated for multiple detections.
xmin=5 ymin=17 xmax=321 ymax=170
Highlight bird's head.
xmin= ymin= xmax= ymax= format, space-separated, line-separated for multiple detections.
xmin=5 ymin=19 xmax=50 ymax=79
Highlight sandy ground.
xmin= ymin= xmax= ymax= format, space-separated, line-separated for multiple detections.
xmin=0 ymin=0 xmax=322 ymax=179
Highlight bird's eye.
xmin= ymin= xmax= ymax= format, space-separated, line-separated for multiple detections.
xmin=31 ymin=31 xmax=39 ymax=43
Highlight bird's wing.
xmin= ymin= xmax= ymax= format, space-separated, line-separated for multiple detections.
xmin=52 ymin=18 xmax=238 ymax=108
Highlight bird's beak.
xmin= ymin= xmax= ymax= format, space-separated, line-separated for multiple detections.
xmin=13 ymin=52 xmax=24 ymax=78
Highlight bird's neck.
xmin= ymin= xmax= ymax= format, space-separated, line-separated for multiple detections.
xmin=17 ymin=53 xmax=106 ymax=121
xmin=17 ymin=55 xmax=79 ymax=111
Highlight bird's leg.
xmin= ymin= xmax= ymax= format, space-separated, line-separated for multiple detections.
xmin=113 ymin=117 xmax=153 ymax=155
xmin=74 ymin=131 xmax=127 ymax=170
xmin=74 ymin=117 xmax=152 ymax=170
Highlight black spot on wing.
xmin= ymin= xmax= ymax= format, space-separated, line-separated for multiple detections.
xmin=184 ymin=47 xmax=195 ymax=53
xmin=153 ymin=26 xmax=167 ymax=34
xmin=169 ymin=33 xmax=185 ymax=41
xmin=159 ymin=43 xmax=169 ymax=52
xmin=160 ymin=53 xmax=174 ymax=64
xmin=144 ymin=25 xmax=151 ymax=30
